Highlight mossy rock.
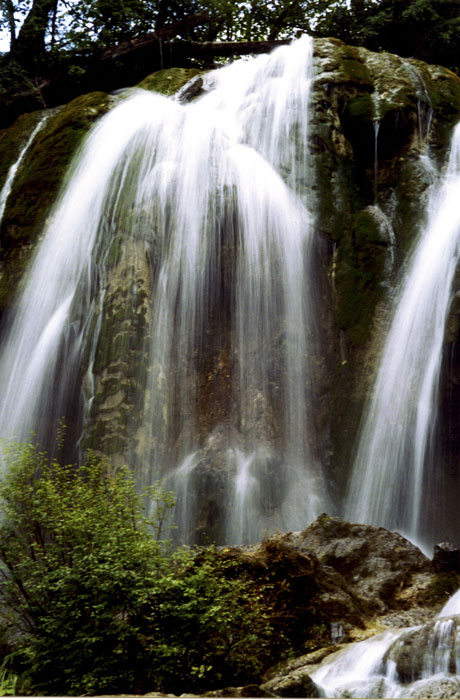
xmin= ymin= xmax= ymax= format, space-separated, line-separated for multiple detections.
xmin=136 ymin=67 xmax=202 ymax=96
xmin=410 ymin=60 xmax=460 ymax=158
xmin=314 ymin=38 xmax=373 ymax=89
xmin=418 ymin=571 xmax=460 ymax=609
xmin=392 ymin=157 xmax=433 ymax=259
xmin=4 ymin=90 xmax=111 ymax=246
xmin=354 ymin=208 xmax=386 ymax=244
xmin=334 ymin=210 xmax=388 ymax=345
xmin=343 ymin=93 xmax=375 ymax=121
xmin=0 ymin=90 xmax=111 ymax=315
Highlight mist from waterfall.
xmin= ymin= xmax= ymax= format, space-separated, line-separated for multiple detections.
xmin=0 ymin=36 xmax=329 ymax=544
xmin=345 ymin=121 xmax=460 ymax=551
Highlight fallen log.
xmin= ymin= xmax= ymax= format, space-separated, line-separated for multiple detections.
xmin=0 ymin=33 xmax=290 ymax=128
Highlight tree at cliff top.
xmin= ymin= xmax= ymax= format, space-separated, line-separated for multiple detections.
xmin=315 ymin=0 xmax=460 ymax=74
xmin=2 ymin=0 xmax=460 ymax=70
xmin=0 ymin=0 xmax=320 ymax=61
xmin=0 ymin=0 xmax=459 ymax=129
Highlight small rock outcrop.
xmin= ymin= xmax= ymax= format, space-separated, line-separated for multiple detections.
xmin=219 ymin=516 xmax=460 ymax=651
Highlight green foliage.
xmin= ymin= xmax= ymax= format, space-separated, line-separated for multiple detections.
xmin=0 ymin=441 xmax=282 ymax=696
xmin=144 ymin=547 xmax=279 ymax=694
xmin=2 ymin=0 xmax=460 ymax=87
xmin=0 ymin=442 xmax=164 ymax=694
xmin=314 ymin=0 xmax=460 ymax=74
xmin=64 ymin=0 xmax=158 ymax=50
xmin=0 ymin=662 xmax=18 ymax=696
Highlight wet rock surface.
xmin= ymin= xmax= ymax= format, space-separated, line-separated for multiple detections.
xmin=280 ymin=515 xmax=435 ymax=614
xmin=130 ymin=517 xmax=460 ymax=697
xmin=433 ymin=542 xmax=460 ymax=572
xmin=407 ymin=677 xmax=460 ymax=698
xmin=221 ymin=515 xmax=460 ymax=648
xmin=260 ymin=670 xmax=323 ymax=698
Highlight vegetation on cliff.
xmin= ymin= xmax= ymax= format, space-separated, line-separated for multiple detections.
xmin=0 ymin=440 xmax=287 ymax=696
xmin=2 ymin=0 xmax=459 ymax=67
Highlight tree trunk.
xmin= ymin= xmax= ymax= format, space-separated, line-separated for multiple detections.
xmin=268 ymin=0 xmax=304 ymax=41
xmin=1 ymin=0 xmax=17 ymax=51
xmin=10 ymin=0 xmax=57 ymax=68
xmin=99 ymin=36 xmax=290 ymax=64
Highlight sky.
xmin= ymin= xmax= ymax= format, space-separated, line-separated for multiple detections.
xmin=0 ymin=32 xmax=9 ymax=53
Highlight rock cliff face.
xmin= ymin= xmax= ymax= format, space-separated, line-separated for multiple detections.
xmin=308 ymin=39 xmax=460 ymax=490
xmin=1 ymin=39 xmax=460 ymax=540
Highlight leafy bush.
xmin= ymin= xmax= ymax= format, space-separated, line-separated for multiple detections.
xmin=0 ymin=441 xmax=282 ymax=696
xmin=145 ymin=547 xmax=278 ymax=694
xmin=0 ymin=661 xmax=18 ymax=696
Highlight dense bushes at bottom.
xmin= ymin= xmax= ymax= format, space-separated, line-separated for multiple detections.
xmin=0 ymin=441 xmax=287 ymax=696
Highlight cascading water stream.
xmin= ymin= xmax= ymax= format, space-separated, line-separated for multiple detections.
xmin=0 ymin=97 xmax=168 ymax=452
xmin=373 ymin=120 xmax=380 ymax=199
xmin=0 ymin=36 xmax=329 ymax=544
xmin=345 ymin=121 xmax=460 ymax=551
xmin=311 ymin=587 xmax=460 ymax=698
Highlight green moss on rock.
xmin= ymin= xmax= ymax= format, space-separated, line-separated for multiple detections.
xmin=334 ymin=210 xmax=388 ymax=345
xmin=137 ymin=67 xmax=202 ymax=96
xmin=354 ymin=209 xmax=385 ymax=244
xmin=343 ymin=94 xmax=375 ymax=121
xmin=4 ymin=91 xmax=111 ymax=245
xmin=410 ymin=61 xmax=460 ymax=158
xmin=314 ymin=38 xmax=373 ymax=89
xmin=418 ymin=571 xmax=460 ymax=609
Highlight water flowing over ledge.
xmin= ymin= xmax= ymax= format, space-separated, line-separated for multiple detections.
xmin=0 ymin=36 xmax=330 ymax=544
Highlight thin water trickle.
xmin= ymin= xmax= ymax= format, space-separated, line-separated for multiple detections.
xmin=402 ymin=62 xmax=433 ymax=151
xmin=345 ymin=122 xmax=460 ymax=551
xmin=373 ymin=120 xmax=380 ymax=199
xmin=0 ymin=36 xmax=329 ymax=544
xmin=0 ymin=115 xmax=48 ymax=224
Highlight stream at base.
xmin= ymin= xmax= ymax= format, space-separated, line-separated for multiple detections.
xmin=312 ymin=590 xmax=460 ymax=698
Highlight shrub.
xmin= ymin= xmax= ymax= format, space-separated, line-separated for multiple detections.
xmin=144 ymin=546 xmax=278 ymax=694
xmin=0 ymin=441 xmax=282 ymax=696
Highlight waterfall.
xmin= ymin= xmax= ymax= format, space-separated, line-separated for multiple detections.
xmin=439 ymin=589 xmax=460 ymax=618
xmin=345 ymin=121 xmax=460 ymax=551
xmin=0 ymin=115 xmax=48 ymax=224
xmin=0 ymin=36 xmax=329 ymax=544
